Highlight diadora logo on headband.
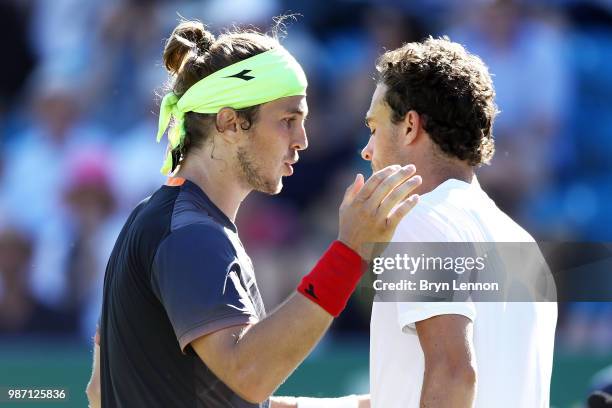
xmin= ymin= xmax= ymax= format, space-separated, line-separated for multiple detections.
xmin=225 ymin=69 xmax=255 ymax=81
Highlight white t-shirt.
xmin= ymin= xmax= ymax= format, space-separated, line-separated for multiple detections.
xmin=370 ymin=178 xmax=557 ymax=408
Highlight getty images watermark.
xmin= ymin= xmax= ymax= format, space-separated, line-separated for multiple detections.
xmin=372 ymin=252 xmax=499 ymax=293
xmin=360 ymin=242 xmax=565 ymax=302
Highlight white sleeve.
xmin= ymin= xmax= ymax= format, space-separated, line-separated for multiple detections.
xmin=392 ymin=204 xmax=476 ymax=332
xmin=397 ymin=301 xmax=476 ymax=331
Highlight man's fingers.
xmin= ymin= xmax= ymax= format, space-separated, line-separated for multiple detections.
xmin=354 ymin=165 xmax=401 ymax=203
xmin=366 ymin=165 xmax=417 ymax=211
xmin=342 ymin=173 xmax=365 ymax=205
xmin=386 ymin=194 xmax=420 ymax=227
xmin=378 ymin=174 xmax=422 ymax=216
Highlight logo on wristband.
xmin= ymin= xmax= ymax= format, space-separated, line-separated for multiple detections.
xmin=304 ymin=284 xmax=318 ymax=299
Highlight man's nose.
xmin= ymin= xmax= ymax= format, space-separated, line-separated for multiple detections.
xmin=361 ymin=137 xmax=373 ymax=161
xmin=292 ymin=126 xmax=308 ymax=151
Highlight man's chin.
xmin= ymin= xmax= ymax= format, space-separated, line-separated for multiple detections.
xmin=267 ymin=184 xmax=283 ymax=195
xmin=272 ymin=178 xmax=284 ymax=194
xmin=255 ymin=178 xmax=283 ymax=195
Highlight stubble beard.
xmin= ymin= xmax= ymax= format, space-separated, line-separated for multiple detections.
xmin=373 ymin=128 xmax=404 ymax=173
xmin=236 ymin=146 xmax=282 ymax=195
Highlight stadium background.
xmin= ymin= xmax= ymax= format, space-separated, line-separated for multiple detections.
xmin=0 ymin=0 xmax=611 ymax=406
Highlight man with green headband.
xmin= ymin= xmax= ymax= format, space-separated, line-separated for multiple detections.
xmin=155 ymin=45 xmax=311 ymax=176
xmin=87 ymin=21 xmax=421 ymax=408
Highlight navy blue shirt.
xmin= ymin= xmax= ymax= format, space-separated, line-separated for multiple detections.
xmin=100 ymin=179 xmax=267 ymax=407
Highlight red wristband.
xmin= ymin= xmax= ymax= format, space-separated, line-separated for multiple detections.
xmin=297 ymin=240 xmax=365 ymax=317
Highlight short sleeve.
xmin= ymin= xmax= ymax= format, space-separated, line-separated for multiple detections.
xmin=392 ymin=202 xmax=476 ymax=332
xmin=151 ymin=223 xmax=259 ymax=351
xmin=397 ymin=301 xmax=476 ymax=332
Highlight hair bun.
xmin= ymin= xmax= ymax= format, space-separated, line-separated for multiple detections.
xmin=163 ymin=20 xmax=215 ymax=75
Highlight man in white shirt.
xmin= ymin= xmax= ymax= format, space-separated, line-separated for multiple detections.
xmin=362 ymin=37 xmax=557 ymax=408
xmin=273 ymin=36 xmax=556 ymax=408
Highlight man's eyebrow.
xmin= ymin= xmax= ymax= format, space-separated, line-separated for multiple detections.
xmin=286 ymin=108 xmax=308 ymax=118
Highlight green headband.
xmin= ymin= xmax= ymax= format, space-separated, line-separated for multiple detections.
xmin=156 ymin=47 xmax=308 ymax=174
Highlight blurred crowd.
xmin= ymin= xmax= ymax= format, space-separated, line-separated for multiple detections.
xmin=0 ymin=0 xmax=611 ymax=357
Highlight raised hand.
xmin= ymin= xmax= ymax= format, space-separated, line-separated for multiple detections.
xmin=338 ymin=164 xmax=421 ymax=259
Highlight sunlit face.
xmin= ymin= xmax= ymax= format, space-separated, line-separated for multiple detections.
xmin=236 ymin=95 xmax=308 ymax=194
xmin=361 ymin=84 xmax=405 ymax=173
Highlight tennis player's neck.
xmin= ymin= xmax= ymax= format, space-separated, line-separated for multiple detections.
xmin=415 ymin=165 xmax=474 ymax=195
xmin=173 ymin=165 xmax=248 ymax=223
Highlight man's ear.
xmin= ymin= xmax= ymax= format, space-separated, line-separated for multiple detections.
xmin=215 ymin=108 xmax=240 ymax=143
xmin=402 ymin=110 xmax=421 ymax=146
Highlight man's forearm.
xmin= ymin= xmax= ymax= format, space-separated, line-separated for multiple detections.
xmin=420 ymin=364 xmax=476 ymax=408
xmin=231 ymin=293 xmax=333 ymax=401
xmin=232 ymin=239 xmax=367 ymax=398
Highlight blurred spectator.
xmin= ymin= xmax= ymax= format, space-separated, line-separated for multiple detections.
xmin=447 ymin=0 xmax=571 ymax=224
xmin=87 ymin=0 xmax=168 ymax=131
xmin=29 ymin=0 xmax=100 ymax=80
xmin=0 ymin=227 xmax=72 ymax=335
xmin=109 ymin=118 xmax=167 ymax=209
xmin=237 ymin=195 xmax=305 ymax=307
xmin=201 ymin=0 xmax=280 ymax=27
xmin=30 ymin=150 xmax=122 ymax=339
xmin=559 ymin=302 xmax=612 ymax=355
xmin=0 ymin=77 xmax=107 ymax=233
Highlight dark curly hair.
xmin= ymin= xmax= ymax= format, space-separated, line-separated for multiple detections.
xmin=376 ymin=36 xmax=498 ymax=166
